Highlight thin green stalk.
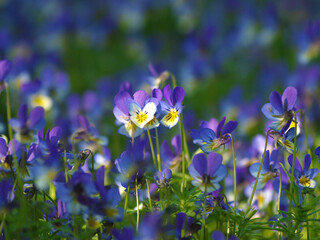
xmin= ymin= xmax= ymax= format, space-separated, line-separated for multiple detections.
xmin=146 ymin=179 xmax=153 ymax=211
xmin=0 ymin=213 xmax=6 ymax=240
xmin=200 ymin=185 xmax=207 ymax=240
xmin=135 ymin=175 xmax=140 ymax=232
xmin=227 ymin=134 xmax=237 ymax=215
xmin=277 ymin=170 xmax=282 ymax=213
xmin=124 ymin=177 xmax=131 ymax=215
xmin=146 ymin=127 xmax=157 ymax=169
xmin=288 ymin=114 xmax=297 ymax=231
xmin=6 ymin=85 xmax=13 ymax=141
xmin=227 ymin=133 xmax=237 ymax=233
xmin=245 ymin=133 xmax=269 ymax=216
xmin=64 ymin=150 xmax=69 ymax=183
xmin=179 ymin=116 xmax=186 ymax=191
xmin=155 ymin=128 xmax=161 ymax=172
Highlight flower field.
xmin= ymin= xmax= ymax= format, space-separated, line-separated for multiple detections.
xmin=0 ymin=1 xmax=320 ymax=239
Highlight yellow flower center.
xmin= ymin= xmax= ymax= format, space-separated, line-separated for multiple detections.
xmin=136 ymin=112 xmax=148 ymax=124
xmin=165 ymin=109 xmax=178 ymax=123
xmin=299 ymin=176 xmax=311 ymax=187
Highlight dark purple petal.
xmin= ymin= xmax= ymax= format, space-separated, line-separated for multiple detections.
xmin=192 ymin=153 xmax=207 ymax=176
xmin=270 ymin=148 xmax=280 ymax=170
xmin=269 ymin=91 xmax=284 ymax=113
xmin=207 ymin=152 xmax=222 ymax=176
xmin=315 ymin=146 xmax=320 ymax=156
xmin=163 ymin=169 xmax=172 ymax=179
xmin=176 ymin=212 xmax=186 ymax=237
xmin=172 ymin=86 xmax=185 ymax=105
xmin=133 ymin=90 xmax=149 ymax=107
xmin=288 ymin=155 xmax=302 ymax=172
xmin=0 ymin=59 xmax=12 ymax=81
xmin=221 ymin=120 xmax=238 ymax=135
xmin=18 ymin=104 xmax=28 ymax=126
xmin=114 ymin=91 xmax=131 ymax=115
xmin=119 ymin=81 xmax=132 ymax=94
xmin=49 ymin=127 xmax=62 ymax=145
xmin=28 ymin=107 xmax=45 ymax=130
xmin=212 ymin=230 xmax=225 ymax=240
xmin=263 ymin=150 xmax=270 ymax=171
xmin=0 ymin=138 xmax=7 ymax=157
xmin=303 ymin=154 xmax=311 ymax=172
xmin=148 ymin=62 xmax=158 ymax=77
xmin=216 ymin=117 xmax=226 ymax=137
xmin=78 ymin=115 xmax=90 ymax=130
xmin=282 ymin=86 xmax=297 ymax=111
xmin=152 ymin=88 xmax=163 ymax=101
xmin=171 ymin=135 xmax=182 ymax=154
xmin=163 ymin=85 xmax=173 ymax=106
xmin=200 ymin=128 xmax=216 ymax=143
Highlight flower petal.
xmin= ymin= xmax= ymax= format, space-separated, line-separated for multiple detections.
xmin=221 ymin=120 xmax=238 ymax=135
xmin=207 ymin=152 xmax=223 ymax=176
xmin=216 ymin=117 xmax=226 ymax=137
xmin=192 ymin=153 xmax=207 ymax=176
xmin=211 ymin=165 xmax=227 ymax=182
xmin=171 ymin=135 xmax=182 ymax=155
xmin=303 ymin=154 xmax=311 ymax=172
xmin=28 ymin=107 xmax=45 ymax=130
xmin=172 ymin=86 xmax=185 ymax=104
xmin=133 ymin=90 xmax=149 ymax=107
xmin=282 ymin=86 xmax=297 ymax=111
xmin=163 ymin=85 xmax=173 ymax=106
xmin=0 ymin=138 xmax=8 ymax=158
xmin=0 ymin=59 xmax=12 ymax=81
xmin=269 ymin=91 xmax=283 ymax=113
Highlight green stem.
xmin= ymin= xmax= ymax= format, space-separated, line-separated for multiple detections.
xmin=245 ymin=132 xmax=269 ymax=216
xmin=155 ymin=128 xmax=161 ymax=172
xmin=288 ymin=114 xmax=297 ymax=231
xmin=179 ymin=116 xmax=186 ymax=191
xmin=0 ymin=213 xmax=6 ymax=240
xmin=146 ymin=179 xmax=153 ymax=211
xmin=227 ymin=133 xmax=237 ymax=233
xmin=124 ymin=177 xmax=131 ymax=215
xmin=277 ymin=170 xmax=282 ymax=213
xmin=64 ymin=150 xmax=69 ymax=183
xmin=135 ymin=174 xmax=140 ymax=232
xmin=146 ymin=127 xmax=157 ymax=169
xmin=6 ymin=85 xmax=13 ymax=141
xmin=200 ymin=185 xmax=207 ymax=240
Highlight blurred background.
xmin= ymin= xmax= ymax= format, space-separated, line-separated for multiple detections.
xmin=0 ymin=0 xmax=320 ymax=156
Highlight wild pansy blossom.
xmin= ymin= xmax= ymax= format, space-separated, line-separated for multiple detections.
xmin=249 ymin=148 xmax=280 ymax=190
xmin=113 ymin=90 xmax=158 ymax=138
xmin=191 ymin=117 xmax=238 ymax=153
xmin=160 ymin=85 xmax=184 ymax=128
xmin=0 ymin=59 xmax=12 ymax=92
xmin=261 ymin=86 xmax=298 ymax=132
xmin=0 ymin=137 xmax=24 ymax=170
xmin=154 ymin=169 xmax=172 ymax=188
xmin=288 ymin=154 xmax=319 ymax=189
xmin=9 ymin=104 xmax=45 ymax=143
xmin=27 ymin=127 xmax=64 ymax=190
xmin=315 ymin=146 xmax=320 ymax=163
xmin=161 ymin=134 xmax=182 ymax=170
xmin=188 ymin=152 xmax=227 ymax=192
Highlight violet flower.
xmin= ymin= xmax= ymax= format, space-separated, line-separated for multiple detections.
xmin=261 ymin=86 xmax=298 ymax=132
xmin=160 ymin=85 xmax=184 ymax=128
xmin=0 ymin=59 xmax=12 ymax=92
xmin=9 ymin=104 xmax=45 ymax=143
xmin=188 ymin=152 xmax=227 ymax=192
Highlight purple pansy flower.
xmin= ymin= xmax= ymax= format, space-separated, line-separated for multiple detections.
xmin=188 ymin=152 xmax=227 ymax=192
xmin=9 ymin=104 xmax=45 ymax=143
xmin=0 ymin=137 xmax=24 ymax=170
xmin=288 ymin=154 xmax=319 ymax=189
xmin=154 ymin=168 xmax=172 ymax=188
xmin=0 ymin=59 xmax=12 ymax=92
xmin=315 ymin=146 xmax=320 ymax=164
xmin=261 ymin=86 xmax=298 ymax=132
xmin=249 ymin=148 xmax=280 ymax=190
xmin=161 ymin=134 xmax=182 ymax=170
xmin=113 ymin=90 xmax=159 ymax=138
xmin=160 ymin=85 xmax=184 ymax=128
xmin=192 ymin=117 xmax=238 ymax=153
